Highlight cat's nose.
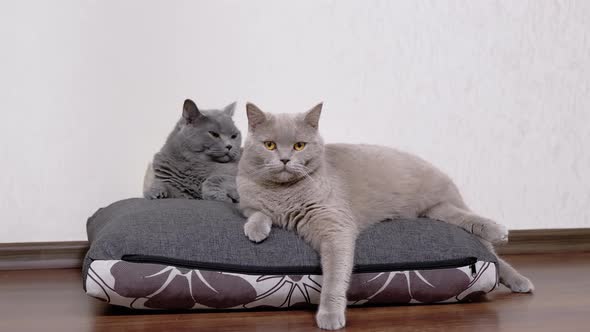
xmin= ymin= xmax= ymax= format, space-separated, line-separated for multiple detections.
xmin=280 ymin=159 xmax=290 ymax=165
xmin=225 ymin=145 xmax=233 ymax=151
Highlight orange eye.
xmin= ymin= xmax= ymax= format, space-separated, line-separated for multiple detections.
xmin=264 ymin=141 xmax=277 ymax=150
xmin=293 ymin=142 xmax=306 ymax=151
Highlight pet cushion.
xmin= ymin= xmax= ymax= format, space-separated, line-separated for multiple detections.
xmin=83 ymin=198 xmax=498 ymax=309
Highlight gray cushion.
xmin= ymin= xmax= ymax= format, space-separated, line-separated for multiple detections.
xmin=83 ymin=198 xmax=498 ymax=309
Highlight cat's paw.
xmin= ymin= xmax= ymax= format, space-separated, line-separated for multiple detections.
xmin=226 ymin=188 xmax=240 ymax=204
xmin=203 ymin=191 xmax=233 ymax=203
xmin=145 ymin=189 xmax=168 ymax=200
xmin=503 ymin=274 xmax=535 ymax=293
xmin=316 ymin=309 xmax=346 ymax=330
xmin=476 ymin=222 xmax=509 ymax=244
xmin=244 ymin=219 xmax=271 ymax=243
xmin=202 ymin=176 xmax=239 ymax=203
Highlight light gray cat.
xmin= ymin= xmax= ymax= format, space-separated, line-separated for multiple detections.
xmin=237 ymin=103 xmax=534 ymax=330
xmin=143 ymin=99 xmax=241 ymax=202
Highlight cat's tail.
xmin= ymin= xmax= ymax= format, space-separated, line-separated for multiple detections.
xmin=142 ymin=162 xmax=155 ymax=197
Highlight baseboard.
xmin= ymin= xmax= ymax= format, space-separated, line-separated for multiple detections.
xmin=1 ymin=228 xmax=589 ymax=270
xmin=0 ymin=241 xmax=89 ymax=270
xmin=496 ymin=228 xmax=590 ymax=255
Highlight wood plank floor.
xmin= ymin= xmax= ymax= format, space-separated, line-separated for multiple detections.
xmin=1 ymin=253 xmax=589 ymax=332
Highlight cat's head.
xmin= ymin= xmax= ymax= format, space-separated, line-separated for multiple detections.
xmin=171 ymin=99 xmax=242 ymax=163
xmin=240 ymin=102 xmax=324 ymax=184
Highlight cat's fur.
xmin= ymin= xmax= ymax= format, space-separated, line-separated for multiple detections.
xmin=237 ymin=103 xmax=534 ymax=330
xmin=143 ymin=99 xmax=242 ymax=202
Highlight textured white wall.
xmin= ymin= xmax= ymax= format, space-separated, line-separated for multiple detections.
xmin=1 ymin=0 xmax=589 ymax=242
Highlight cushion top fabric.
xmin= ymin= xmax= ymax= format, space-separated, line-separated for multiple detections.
xmin=84 ymin=198 xmax=496 ymax=278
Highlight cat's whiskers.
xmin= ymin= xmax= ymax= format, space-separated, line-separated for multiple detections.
xmin=244 ymin=163 xmax=280 ymax=178
xmin=290 ymin=164 xmax=318 ymax=186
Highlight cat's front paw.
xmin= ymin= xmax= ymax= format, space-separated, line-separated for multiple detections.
xmin=503 ymin=274 xmax=535 ymax=293
xmin=203 ymin=191 xmax=230 ymax=203
xmin=203 ymin=187 xmax=239 ymax=203
xmin=244 ymin=218 xmax=271 ymax=243
xmin=226 ymin=187 xmax=240 ymax=203
xmin=478 ymin=222 xmax=509 ymax=244
xmin=202 ymin=176 xmax=239 ymax=203
xmin=316 ymin=309 xmax=346 ymax=330
xmin=145 ymin=189 xmax=168 ymax=200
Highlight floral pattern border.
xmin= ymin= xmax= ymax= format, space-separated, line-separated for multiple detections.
xmin=85 ymin=260 xmax=497 ymax=310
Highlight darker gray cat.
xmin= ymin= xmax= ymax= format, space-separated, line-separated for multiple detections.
xmin=143 ymin=99 xmax=242 ymax=203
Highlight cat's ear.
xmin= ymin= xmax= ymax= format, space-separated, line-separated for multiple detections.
xmin=223 ymin=102 xmax=237 ymax=117
xmin=183 ymin=99 xmax=203 ymax=124
xmin=246 ymin=102 xmax=267 ymax=130
xmin=304 ymin=102 xmax=323 ymax=129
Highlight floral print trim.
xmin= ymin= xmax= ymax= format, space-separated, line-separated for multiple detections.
xmin=85 ymin=260 xmax=497 ymax=309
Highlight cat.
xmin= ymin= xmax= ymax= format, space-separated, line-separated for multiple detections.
xmin=143 ymin=99 xmax=242 ymax=203
xmin=236 ymin=102 xmax=534 ymax=330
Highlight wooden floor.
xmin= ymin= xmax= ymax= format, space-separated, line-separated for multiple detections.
xmin=1 ymin=253 xmax=589 ymax=332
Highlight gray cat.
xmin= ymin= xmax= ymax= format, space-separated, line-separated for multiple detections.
xmin=143 ymin=99 xmax=242 ymax=203
xmin=237 ymin=103 xmax=534 ymax=330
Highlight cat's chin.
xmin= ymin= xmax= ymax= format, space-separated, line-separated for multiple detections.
xmin=269 ymin=171 xmax=304 ymax=184
xmin=212 ymin=155 xmax=233 ymax=163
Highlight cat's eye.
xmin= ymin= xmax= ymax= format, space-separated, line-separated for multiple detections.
xmin=264 ymin=141 xmax=277 ymax=151
xmin=231 ymin=134 xmax=238 ymax=139
xmin=209 ymin=131 xmax=220 ymax=138
xmin=293 ymin=142 xmax=306 ymax=151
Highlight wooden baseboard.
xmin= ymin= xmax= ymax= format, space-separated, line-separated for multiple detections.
xmin=1 ymin=228 xmax=589 ymax=270
xmin=0 ymin=241 xmax=89 ymax=270
xmin=496 ymin=228 xmax=590 ymax=255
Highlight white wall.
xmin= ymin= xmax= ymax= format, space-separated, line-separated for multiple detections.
xmin=1 ymin=0 xmax=589 ymax=242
